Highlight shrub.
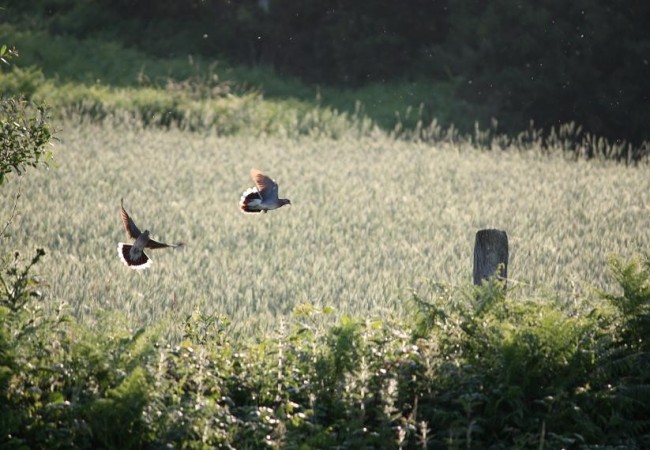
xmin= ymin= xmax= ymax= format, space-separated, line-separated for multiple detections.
xmin=580 ymin=256 xmax=650 ymax=445
xmin=3 ymin=256 xmax=650 ymax=447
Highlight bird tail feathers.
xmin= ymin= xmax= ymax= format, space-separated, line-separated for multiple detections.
xmin=118 ymin=243 xmax=152 ymax=269
xmin=239 ymin=188 xmax=264 ymax=213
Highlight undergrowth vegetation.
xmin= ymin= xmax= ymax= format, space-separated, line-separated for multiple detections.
xmin=2 ymin=249 xmax=650 ymax=448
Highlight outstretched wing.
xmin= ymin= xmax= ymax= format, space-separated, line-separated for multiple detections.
xmin=250 ymin=168 xmax=279 ymax=201
xmin=120 ymin=199 xmax=142 ymax=239
xmin=145 ymin=239 xmax=183 ymax=250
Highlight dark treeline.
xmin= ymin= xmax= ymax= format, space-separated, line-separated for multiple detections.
xmin=5 ymin=0 xmax=650 ymax=144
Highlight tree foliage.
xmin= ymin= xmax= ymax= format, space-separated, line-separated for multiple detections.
xmin=439 ymin=0 xmax=650 ymax=145
xmin=3 ymin=0 xmax=650 ymax=143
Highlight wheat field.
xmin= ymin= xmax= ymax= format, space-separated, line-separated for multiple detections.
xmin=3 ymin=120 xmax=649 ymax=335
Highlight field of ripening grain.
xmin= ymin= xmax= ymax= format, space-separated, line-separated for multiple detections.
xmin=3 ymin=120 xmax=650 ymax=336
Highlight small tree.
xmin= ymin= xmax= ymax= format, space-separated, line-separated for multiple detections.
xmin=0 ymin=44 xmax=54 ymax=186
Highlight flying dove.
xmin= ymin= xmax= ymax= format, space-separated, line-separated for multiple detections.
xmin=117 ymin=199 xmax=183 ymax=270
xmin=240 ymin=168 xmax=291 ymax=213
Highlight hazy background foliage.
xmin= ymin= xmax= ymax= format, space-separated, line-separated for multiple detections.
xmin=2 ymin=0 xmax=649 ymax=145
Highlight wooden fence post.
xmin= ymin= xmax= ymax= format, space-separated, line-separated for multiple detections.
xmin=473 ymin=229 xmax=508 ymax=289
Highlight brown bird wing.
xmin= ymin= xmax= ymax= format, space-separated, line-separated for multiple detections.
xmin=250 ymin=168 xmax=279 ymax=201
xmin=120 ymin=199 xmax=142 ymax=239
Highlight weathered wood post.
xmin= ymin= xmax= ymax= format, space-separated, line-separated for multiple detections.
xmin=473 ymin=229 xmax=508 ymax=289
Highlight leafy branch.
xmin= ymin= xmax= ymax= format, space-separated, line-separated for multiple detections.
xmin=0 ymin=44 xmax=18 ymax=66
xmin=0 ymin=98 xmax=54 ymax=185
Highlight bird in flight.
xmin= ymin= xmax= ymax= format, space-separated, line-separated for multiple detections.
xmin=240 ymin=168 xmax=291 ymax=213
xmin=118 ymin=199 xmax=183 ymax=270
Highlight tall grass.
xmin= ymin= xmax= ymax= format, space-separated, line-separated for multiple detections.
xmin=2 ymin=118 xmax=649 ymax=337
